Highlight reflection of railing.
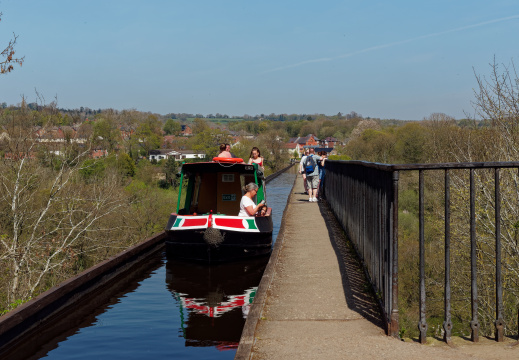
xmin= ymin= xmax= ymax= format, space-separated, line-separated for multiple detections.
xmin=325 ymin=160 xmax=519 ymax=344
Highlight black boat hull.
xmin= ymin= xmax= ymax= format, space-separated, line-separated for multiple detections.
xmin=165 ymin=215 xmax=273 ymax=262
xmin=165 ymin=231 xmax=272 ymax=262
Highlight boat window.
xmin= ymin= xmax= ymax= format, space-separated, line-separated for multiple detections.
xmin=222 ymin=174 xmax=234 ymax=182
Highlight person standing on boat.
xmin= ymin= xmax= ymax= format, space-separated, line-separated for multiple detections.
xmin=248 ymin=147 xmax=264 ymax=170
xmin=239 ymin=183 xmax=266 ymax=216
xmin=225 ymin=143 xmax=237 ymax=158
xmin=218 ymin=143 xmax=232 ymax=158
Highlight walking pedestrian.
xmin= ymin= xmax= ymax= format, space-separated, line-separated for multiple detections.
xmin=300 ymin=148 xmax=322 ymax=202
xmin=299 ymin=148 xmax=310 ymax=194
xmin=317 ymin=151 xmax=327 ymax=200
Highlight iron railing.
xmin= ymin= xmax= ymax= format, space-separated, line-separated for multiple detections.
xmin=325 ymin=160 xmax=519 ymax=343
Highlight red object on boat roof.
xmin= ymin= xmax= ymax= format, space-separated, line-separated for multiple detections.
xmin=212 ymin=157 xmax=244 ymax=163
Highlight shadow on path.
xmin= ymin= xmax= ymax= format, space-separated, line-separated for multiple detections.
xmin=318 ymin=199 xmax=386 ymax=331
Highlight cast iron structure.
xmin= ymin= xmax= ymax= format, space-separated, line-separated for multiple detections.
xmin=325 ymin=160 xmax=519 ymax=343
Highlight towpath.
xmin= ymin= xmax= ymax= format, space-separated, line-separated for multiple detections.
xmin=236 ymin=174 xmax=518 ymax=360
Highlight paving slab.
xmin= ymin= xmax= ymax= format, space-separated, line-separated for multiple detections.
xmin=237 ymin=174 xmax=519 ymax=360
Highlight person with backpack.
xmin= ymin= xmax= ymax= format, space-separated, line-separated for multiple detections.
xmin=300 ymin=148 xmax=322 ymax=202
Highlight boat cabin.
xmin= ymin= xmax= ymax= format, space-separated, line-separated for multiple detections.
xmin=176 ymin=162 xmax=266 ymax=216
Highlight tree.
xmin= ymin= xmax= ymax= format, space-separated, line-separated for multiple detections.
xmin=192 ymin=118 xmax=210 ymax=134
xmin=0 ymin=12 xmax=24 ymax=75
xmin=163 ymin=118 xmax=181 ymax=135
xmin=415 ymin=59 xmax=519 ymax=335
xmin=163 ymin=157 xmax=178 ymax=187
xmin=117 ymin=153 xmax=136 ymax=177
xmin=0 ymin=121 xmax=128 ymax=304
xmin=395 ymin=123 xmax=427 ymax=163
xmin=134 ymin=115 xmax=163 ymax=157
xmin=349 ymin=119 xmax=381 ymax=139
xmin=190 ymin=128 xmax=231 ymax=158
xmin=345 ymin=128 xmax=396 ymax=163
xmin=92 ymin=117 xmax=120 ymax=151
xmin=119 ymin=109 xmax=143 ymax=159
xmin=471 ymin=58 xmax=519 ymax=161
xmin=256 ymin=130 xmax=290 ymax=172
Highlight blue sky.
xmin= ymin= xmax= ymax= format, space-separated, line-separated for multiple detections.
xmin=0 ymin=0 xmax=518 ymax=120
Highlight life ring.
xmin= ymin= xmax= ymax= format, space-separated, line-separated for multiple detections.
xmin=213 ymin=157 xmax=244 ymax=163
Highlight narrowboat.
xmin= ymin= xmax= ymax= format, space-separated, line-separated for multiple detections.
xmin=165 ymin=158 xmax=273 ymax=262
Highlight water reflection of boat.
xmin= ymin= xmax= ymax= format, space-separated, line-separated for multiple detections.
xmin=165 ymin=159 xmax=273 ymax=262
xmin=165 ymin=255 xmax=269 ymax=349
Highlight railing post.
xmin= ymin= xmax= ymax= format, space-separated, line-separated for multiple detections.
xmin=494 ymin=168 xmax=504 ymax=342
xmin=470 ymin=168 xmax=480 ymax=342
xmin=390 ymin=170 xmax=400 ymax=337
xmin=418 ymin=170 xmax=428 ymax=344
xmin=443 ymin=169 xmax=453 ymax=344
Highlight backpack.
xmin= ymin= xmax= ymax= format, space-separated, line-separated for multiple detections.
xmin=304 ymin=155 xmax=316 ymax=174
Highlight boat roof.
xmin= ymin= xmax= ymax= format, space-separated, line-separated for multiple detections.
xmin=181 ymin=161 xmax=264 ymax=178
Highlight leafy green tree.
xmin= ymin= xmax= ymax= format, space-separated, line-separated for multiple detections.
xmin=163 ymin=119 xmax=181 ymax=135
xmin=93 ymin=118 xmax=120 ymax=151
xmin=256 ymin=130 xmax=290 ymax=172
xmin=190 ymin=128 xmax=232 ymax=158
xmin=299 ymin=121 xmax=317 ymax=137
xmin=119 ymin=109 xmax=143 ymax=159
xmin=117 ymin=153 xmax=136 ymax=177
xmin=164 ymin=157 xmax=179 ymax=187
xmin=345 ymin=128 xmax=396 ymax=163
xmin=192 ymin=118 xmax=210 ymax=134
xmin=395 ymin=123 xmax=427 ymax=163
xmin=134 ymin=115 xmax=163 ymax=156
xmin=79 ymin=158 xmax=107 ymax=179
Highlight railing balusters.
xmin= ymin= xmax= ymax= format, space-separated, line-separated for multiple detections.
xmin=443 ymin=169 xmax=452 ymax=344
xmin=325 ymin=160 xmax=519 ymax=343
xmin=470 ymin=168 xmax=480 ymax=342
xmin=495 ymin=168 xmax=504 ymax=341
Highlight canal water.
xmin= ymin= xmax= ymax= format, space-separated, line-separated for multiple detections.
xmin=30 ymin=167 xmax=297 ymax=360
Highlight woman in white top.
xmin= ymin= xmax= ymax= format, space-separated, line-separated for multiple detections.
xmin=238 ymin=182 xmax=265 ymax=216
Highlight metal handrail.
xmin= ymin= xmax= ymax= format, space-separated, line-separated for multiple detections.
xmin=325 ymin=159 xmax=519 ymax=343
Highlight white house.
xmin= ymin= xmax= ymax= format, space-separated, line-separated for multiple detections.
xmin=149 ymin=149 xmax=206 ymax=161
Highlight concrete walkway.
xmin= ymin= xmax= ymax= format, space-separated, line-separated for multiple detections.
xmin=237 ymin=174 xmax=519 ymax=360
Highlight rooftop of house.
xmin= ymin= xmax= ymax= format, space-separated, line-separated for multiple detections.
xmin=288 ymin=134 xmax=319 ymax=144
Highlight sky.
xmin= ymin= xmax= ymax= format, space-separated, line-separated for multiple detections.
xmin=0 ymin=0 xmax=518 ymax=120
